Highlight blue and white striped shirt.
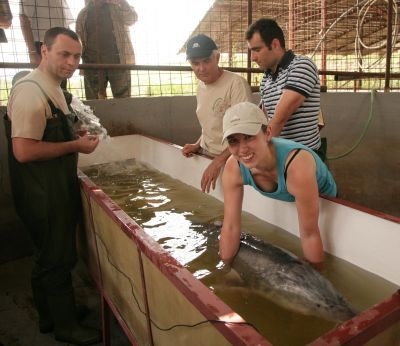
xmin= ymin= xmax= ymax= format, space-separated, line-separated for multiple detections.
xmin=260 ymin=50 xmax=321 ymax=150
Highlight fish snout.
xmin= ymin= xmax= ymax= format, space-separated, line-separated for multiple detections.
xmin=337 ymin=304 xmax=358 ymax=323
xmin=326 ymin=299 xmax=357 ymax=323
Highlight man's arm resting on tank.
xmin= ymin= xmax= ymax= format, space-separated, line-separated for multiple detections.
xmin=12 ymin=135 xmax=99 ymax=163
xmin=201 ymin=147 xmax=231 ymax=193
xmin=269 ymin=89 xmax=305 ymax=137
xmin=181 ymin=136 xmax=201 ymax=157
xmin=286 ymin=150 xmax=325 ymax=265
xmin=219 ymin=156 xmax=244 ymax=265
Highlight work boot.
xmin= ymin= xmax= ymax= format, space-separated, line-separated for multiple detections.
xmin=48 ymin=291 xmax=101 ymax=345
xmin=54 ymin=324 xmax=102 ymax=346
xmin=31 ymin=278 xmax=53 ymax=333
xmin=39 ymin=319 xmax=53 ymax=334
xmin=39 ymin=304 xmax=91 ymax=334
xmin=32 ymin=277 xmax=91 ymax=333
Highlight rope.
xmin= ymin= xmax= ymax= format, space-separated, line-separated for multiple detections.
xmin=311 ymin=0 xmax=399 ymax=72
xmin=311 ymin=0 xmax=371 ymax=59
xmin=355 ymin=0 xmax=399 ymax=70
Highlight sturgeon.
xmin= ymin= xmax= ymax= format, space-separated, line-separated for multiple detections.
xmin=205 ymin=227 xmax=356 ymax=323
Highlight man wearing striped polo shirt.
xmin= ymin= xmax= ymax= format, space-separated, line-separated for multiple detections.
xmin=246 ymin=18 xmax=325 ymax=160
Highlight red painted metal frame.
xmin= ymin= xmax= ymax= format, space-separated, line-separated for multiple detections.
xmin=310 ymin=290 xmax=400 ymax=345
xmin=322 ymin=194 xmax=400 ymax=224
xmin=77 ymin=134 xmax=400 ymax=345
xmin=102 ymin=294 xmax=140 ymax=346
xmin=137 ymin=250 xmax=154 ymax=345
xmin=78 ymin=170 xmax=269 ymax=346
xmin=79 ymin=178 xmax=140 ymax=346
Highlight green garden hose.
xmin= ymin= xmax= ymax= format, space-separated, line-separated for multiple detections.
xmin=327 ymin=89 xmax=376 ymax=160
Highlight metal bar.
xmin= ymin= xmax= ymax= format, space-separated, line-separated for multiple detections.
xmin=83 ymin=184 xmax=110 ymax=345
xmin=321 ymin=0 xmax=327 ymax=87
xmin=3 ymin=62 xmax=400 ymax=79
xmin=228 ymin=5 xmax=233 ymax=66
xmin=102 ymin=294 xmax=140 ymax=346
xmin=288 ymin=0 xmax=294 ymax=49
xmin=247 ymin=0 xmax=253 ymax=85
xmin=78 ymin=64 xmax=192 ymax=71
xmin=102 ymin=296 xmax=111 ymax=346
xmin=138 ymin=250 xmax=154 ymax=346
xmin=310 ymin=290 xmax=400 ymax=345
xmin=94 ymin=1 xmax=106 ymax=98
xmin=320 ymin=70 xmax=400 ymax=78
xmin=357 ymin=0 xmax=363 ymax=91
xmin=384 ymin=0 xmax=394 ymax=92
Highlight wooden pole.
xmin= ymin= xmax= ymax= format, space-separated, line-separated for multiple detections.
xmin=384 ymin=0 xmax=393 ymax=92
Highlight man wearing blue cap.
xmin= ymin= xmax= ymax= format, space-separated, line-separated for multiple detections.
xmin=182 ymin=34 xmax=253 ymax=193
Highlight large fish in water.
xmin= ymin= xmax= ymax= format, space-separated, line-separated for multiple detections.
xmin=204 ymin=226 xmax=356 ymax=323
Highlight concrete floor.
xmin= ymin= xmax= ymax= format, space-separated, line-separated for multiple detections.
xmin=0 ymin=256 xmax=130 ymax=346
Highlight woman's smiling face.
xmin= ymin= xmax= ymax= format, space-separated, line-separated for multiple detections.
xmin=227 ymin=129 xmax=268 ymax=167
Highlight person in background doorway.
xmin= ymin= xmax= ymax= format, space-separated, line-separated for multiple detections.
xmin=246 ymin=18 xmax=326 ymax=160
xmin=0 ymin=0 xmax=13 ymax=32
xmin=19 ymin=0 xmax=74 ymax=65
xmin=4 ymin=27 xmax=101 ymax=345
xmin=76 ymin=0 xmax=137 ymax=99
xmin=182 ymin=34 xmax=253 ymax=193
xmin=219 ymin=102 xmax=336 ymax=270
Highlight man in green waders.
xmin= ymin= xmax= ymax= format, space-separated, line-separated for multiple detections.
xmin=4 ymin=27 xmax=101 ymax=345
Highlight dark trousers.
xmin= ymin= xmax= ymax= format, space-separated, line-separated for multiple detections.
xmin=84 ymin=69 xmax=131 ymax=99
xmin=314 ymin=137 xmax=328 ymax=162
xmin=4 ymin=99 xmax=80 ymax=328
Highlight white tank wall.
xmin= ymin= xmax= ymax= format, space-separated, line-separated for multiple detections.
xmin=81 ymin=92 xmax=400 ymax=217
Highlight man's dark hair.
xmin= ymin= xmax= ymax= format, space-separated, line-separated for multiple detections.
xmin=43 ymin=27 xmax=80 ymax=50
xmin=246 ymin=18 xmax=285 ymax=49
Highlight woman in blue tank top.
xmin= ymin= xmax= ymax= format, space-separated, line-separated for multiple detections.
xmin=219 ymin=102 xmax=336 ymax=270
